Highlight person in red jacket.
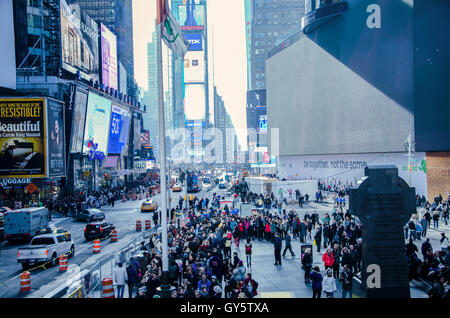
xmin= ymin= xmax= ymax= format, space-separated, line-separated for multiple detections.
xmin=322 ymin=247 xmax=335 ymax=271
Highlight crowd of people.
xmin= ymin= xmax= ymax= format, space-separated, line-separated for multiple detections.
xmin=112 ymin=184 xmax=450 ymax=299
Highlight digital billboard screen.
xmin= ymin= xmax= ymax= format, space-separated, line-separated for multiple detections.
xmin=47 ymin=99 xmax=66 ymax=177
xmin=82 ymin=93 xmax=112 ymax=156
xmin=246 ymin=89 xmax=267 ymax=108
xmin=177 ymin=0 xmax=206 ymax=31
xmin=60 ymin=0 xmax=100 ymax=81
xmin=70 ymin=89 xmax=88 ymax=154
xmin=184 ymin=84 xmax=206 ymax=120
xmin=184 ymin=51 xmax=205 ymax=83
xmin=0 ymin=98 xmax=46 ymax=178
xmin=107 ymin=104 xmax=131 ymax=155
xmin=100 ymin=23 xmax=118 ymax=91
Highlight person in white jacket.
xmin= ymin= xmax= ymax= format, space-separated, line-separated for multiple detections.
xmin=322 ymin=269 xmax=337 ymax=298
xmin=114 ymin=262 xmax=128 ymax=298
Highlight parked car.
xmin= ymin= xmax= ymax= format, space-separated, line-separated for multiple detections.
xmin=84 ymin=222 xmax=115 ymax=241
xmin=4 ymin=208 xmax=50 ymax=242
xmin=17 ymin=232 xmax=75 ymax=270
xmin=141 ymin=200 xmax=158 ymax=212
xmin=218 ymin=181 xmax=228 ymax=189
xmin=75 ymin=209 xmax=105 ymax=222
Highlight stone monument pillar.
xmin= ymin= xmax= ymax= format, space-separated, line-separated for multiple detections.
xmin=349 ymin=166 xmax=415 ymax=298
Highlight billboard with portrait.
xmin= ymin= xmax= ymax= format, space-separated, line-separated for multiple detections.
xmin=0 ymin=98 xmax=46 ymax=178
xmin=100 ymin=23 xmax=118 ymax=91
xmin=183 ymin=51 xmax=205 ymax=83
xmin=82 ymin=93 xmax=112 ymax=156
xmin=60 ymin=0 xmax=100 ymax=82
xmin=107 ymin=104 xmax=131 ymax=155
xmin=70 ymin=89 xmax=88 ymax=154
xmin=47 ymin=99 xmax=66 ymax=177
xmin=184 ymin=84 xmax=206 ymax=120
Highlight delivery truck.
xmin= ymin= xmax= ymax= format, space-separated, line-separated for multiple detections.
xmin=3 ymin=207 xmax=50 ymax=242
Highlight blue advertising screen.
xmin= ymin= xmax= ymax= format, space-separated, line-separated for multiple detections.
xmin=107 ymin=104 xmax=131 ymax=154
xmin=82 ymin=93 xmax=112 ymax=155
xmin=184 ymin=33 xmax=203 ymax=51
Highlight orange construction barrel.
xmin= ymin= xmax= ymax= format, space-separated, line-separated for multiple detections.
xmin=111 ymin=229 xmax=118 ymax=242
xmin=20 ymin=271 xmax=31 ymax=293
xmin=59 ymin=254 xmax=68 ymax=271
xmin=93 ymin=239 xmax=101 ymax=253
xmin=136 ymin=220 xmax=142 ymax=231
xmin=102 ymin=278 xmax=115 ymax=298
xmin=145 ymin=219 xmax=151 ymax=230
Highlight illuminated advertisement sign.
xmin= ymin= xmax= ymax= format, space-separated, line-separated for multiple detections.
xmin=183 ymin=51 xmax=205 ymax=83
xmin=258 ymin=115 xmax=267 ymax=133
xmin=177 ymin=0 xmax=206 ymax=30
xmin=107 ymin=104 xmax=131 ymax=155
xmin=184 ymin=84 xmax=206 ymax=120
xmin=60 ymin=0 xmax=99 ymax=81
xmin=140 ymin=130 xmax=150 ymax=148
xmin=70 ymin=89 xmax=88 ymax=154
xmin=184 ymin=33 xmax=203 ymax=51
xmin=100 ymin=23 xmax=118 ymax=91
xmin=47 ymin=99 xmax=66 ymax=177
xmin=247 ymin=89 xmax=267 ymax=108
xmin=82 ymin=93 xmax=112 ymax=156
xmin=0 ymin=98 xmax=46 ymax=178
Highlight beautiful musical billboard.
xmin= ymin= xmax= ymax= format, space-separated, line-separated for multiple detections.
xmin=0 ymin=98 xmax=46 ymax=178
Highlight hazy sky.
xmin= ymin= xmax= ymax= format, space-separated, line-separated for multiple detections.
xmin=133 ymin=0 xmax=248 ymax=148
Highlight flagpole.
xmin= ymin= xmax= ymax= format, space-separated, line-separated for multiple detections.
xmin=157 ymin=4 xmax=170 ymax=298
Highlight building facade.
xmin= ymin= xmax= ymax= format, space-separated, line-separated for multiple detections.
xmin=266 ymin=0 xmax=450 ymax=199
xmin=68 ymin=0 xmax=138 ymax=99
xmin=244 ymin=0 xmax=305 ymax=91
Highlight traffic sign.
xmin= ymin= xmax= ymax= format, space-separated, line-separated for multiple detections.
xmin=26 ymin=183 xmax=38 ymax=194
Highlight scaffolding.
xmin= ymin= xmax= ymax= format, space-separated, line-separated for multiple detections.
xmin=43 ymin=0 xmax=61 ymax=77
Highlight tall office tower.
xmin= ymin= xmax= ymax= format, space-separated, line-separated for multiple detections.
xmin=244 ymin=0 xmax=305 ymax=90
xmin=214 ymin=86 xmax=238 ymax=166
xmin=68 ymin=0 xmax=137 ymax=98
xmin=143 ymin=32 xmax=160 ymax=161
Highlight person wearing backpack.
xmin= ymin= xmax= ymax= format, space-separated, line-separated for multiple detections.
xmin=245 ymin=237 xmax=252 ymax=268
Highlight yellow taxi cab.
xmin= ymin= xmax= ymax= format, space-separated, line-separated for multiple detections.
xmin=172 ymin=183 xmax=183 ymax=192
xmin=141 ymin=200 xmax=158 ymax=212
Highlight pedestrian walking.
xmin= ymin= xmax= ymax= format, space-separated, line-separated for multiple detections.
xmin=113 ymin=262 xmax=128 ymax=298
xmin=282 ymin=231 xmax=295 ymax=257
xmin=274 ymin=233 xmax=282 ymax=265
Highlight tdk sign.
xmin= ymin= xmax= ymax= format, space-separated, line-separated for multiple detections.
xmin=184 ymin=33 xmax=203 ymax=51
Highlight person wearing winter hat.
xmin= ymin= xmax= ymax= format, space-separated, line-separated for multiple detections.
xmin=322 ymin=269 xmax=337 ymax=298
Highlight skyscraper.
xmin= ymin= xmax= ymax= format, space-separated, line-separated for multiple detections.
xmin=143 ymin=32 xmax=160 ymax=161
xmin=68 ymin=0 xmax=137 ymax=98
xmin=244 ymin=0 xmax=305 ymax=90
